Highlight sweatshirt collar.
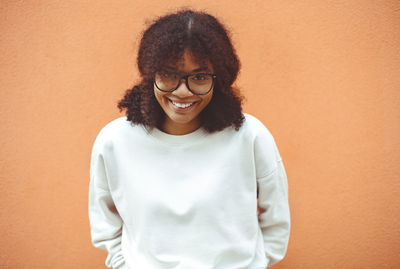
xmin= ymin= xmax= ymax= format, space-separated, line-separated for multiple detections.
xmin=143 ymin=125 xmax=207 ymax=145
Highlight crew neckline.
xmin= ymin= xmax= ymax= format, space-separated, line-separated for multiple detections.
xmin=142 ymin=125 xmax=207 ymax=145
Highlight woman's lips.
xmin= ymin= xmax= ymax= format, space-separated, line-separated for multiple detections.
xmin=168 ymin=98 xmax=197 ymax=112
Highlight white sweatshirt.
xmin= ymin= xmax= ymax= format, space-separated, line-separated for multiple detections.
xmin=89 ymin=113 xmax=290 ymax=269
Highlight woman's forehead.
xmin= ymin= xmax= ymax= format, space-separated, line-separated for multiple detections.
xmin=162 ymin=51 xmax=212 ymax=71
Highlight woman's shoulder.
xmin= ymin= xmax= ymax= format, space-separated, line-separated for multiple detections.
xmin=242 ymin=113 xmax=283 ymax=168
xmin=93 ymin=116 xmax=145 ymax=146
xmin=241 ymin=113 xmax=274 ymax=139
xmin=96 ymin=116 xmax=127 ymax=136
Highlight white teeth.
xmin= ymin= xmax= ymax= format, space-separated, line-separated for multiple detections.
xmin=171 ymin=100 xmax=194 ymax=108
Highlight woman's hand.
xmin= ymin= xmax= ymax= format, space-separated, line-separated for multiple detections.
xmin=257 ymin=198 xmax=266 ymax=217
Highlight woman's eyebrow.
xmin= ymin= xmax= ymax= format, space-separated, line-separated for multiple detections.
xmin=191 ymin=67 xmax=210 ymax=72
xmin=164 ymin=65 xmax=211 ymax=73
xmin=165 ymin=65 xmax=177 ymax=70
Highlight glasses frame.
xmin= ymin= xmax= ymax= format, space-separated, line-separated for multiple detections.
xmin=154 ymin=72 xmax=217 ymax=95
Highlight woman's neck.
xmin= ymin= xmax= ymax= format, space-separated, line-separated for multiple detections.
xmin=161 ymin=117 xmax=201 ymax=135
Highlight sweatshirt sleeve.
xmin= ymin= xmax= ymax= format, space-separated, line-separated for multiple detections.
xmin=254 ymin=126 xmax=290 ymax=267
xmin=88 ymin=134 xmax=127 ymax=269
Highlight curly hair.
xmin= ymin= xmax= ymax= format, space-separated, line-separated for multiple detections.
xmin=117 ymin=9 xmax=245 ymax=133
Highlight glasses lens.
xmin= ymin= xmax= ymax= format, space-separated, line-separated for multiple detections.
xmin=188 ymin=74 xmax=213 ymax=94
xmin=155 ymin=72 xmax=179 ymax=91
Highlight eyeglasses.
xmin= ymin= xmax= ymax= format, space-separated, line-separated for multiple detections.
xmin=154 ymin=71 xmax=217 ymax=95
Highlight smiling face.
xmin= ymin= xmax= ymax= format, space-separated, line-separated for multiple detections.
xmin=154 ymin=50 xmax=214 ymax=135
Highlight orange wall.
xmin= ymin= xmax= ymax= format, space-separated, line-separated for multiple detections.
xmin=1 ymin=1 xmax=399 ymax=268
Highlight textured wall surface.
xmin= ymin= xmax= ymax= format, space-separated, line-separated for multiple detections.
xmin=1 ymin=1 xmax=399 ymax=268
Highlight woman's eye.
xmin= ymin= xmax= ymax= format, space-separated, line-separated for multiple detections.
xmin=162 ymin=72 xmax=172 ymax=77
xmin=161 ymin=72 xmax=177 ymax=79
xmin=193 ymin=75 xmax=206 ymax=80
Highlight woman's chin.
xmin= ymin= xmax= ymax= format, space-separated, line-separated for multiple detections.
xmin=167 ymin=114 xmax=197 ymax=126
xmin=163 ymin=113 xmax=201 ymax=134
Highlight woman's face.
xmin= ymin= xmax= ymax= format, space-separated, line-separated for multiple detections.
xmin=153 ymin=50 xmax=214 ymax=135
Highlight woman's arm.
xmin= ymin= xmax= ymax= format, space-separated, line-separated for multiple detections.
xmin=257 ymin=158 xmax=290 ymax=267
xmin=89 ymin=138 xmax=127 ymax=269
xmin=251 ymin=117 xmax=290 ymax=267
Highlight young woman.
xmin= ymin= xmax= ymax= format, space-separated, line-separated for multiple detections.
xmin=89 ymin=9 xmax=290 ymax=269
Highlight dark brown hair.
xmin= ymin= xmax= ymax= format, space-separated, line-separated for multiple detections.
xmin=117 ymin=9 xmax=245 ymax=133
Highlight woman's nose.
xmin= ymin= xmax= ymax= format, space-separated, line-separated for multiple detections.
xmin=173 ymin=79 xmax=194 ymax=98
